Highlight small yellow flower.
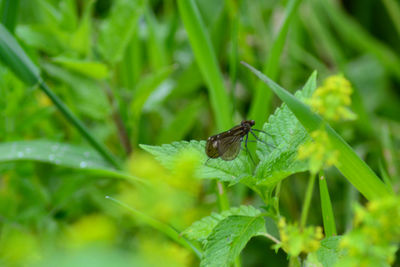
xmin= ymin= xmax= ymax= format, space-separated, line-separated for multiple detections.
xmin=309 ymin=75 xmax=356 ymax=121
xmin=298 ymin=129 xmax=339 ymax=174
xmin=274 ymin=217 xmax=323 ymax=257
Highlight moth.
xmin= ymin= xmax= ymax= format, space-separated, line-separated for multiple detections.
xmin=205 ymin=120 xmax=269 ymax=163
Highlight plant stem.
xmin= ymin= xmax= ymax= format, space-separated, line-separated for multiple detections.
xmin=217 ymin=181 xmax=230 ymax=211
xmin=106 ymin=196 xmax=202 ymax=258
xmin=259 ymin=232 xmax=281 ymax=245
xmin=300 ymin=173 xmax=316 ymax=228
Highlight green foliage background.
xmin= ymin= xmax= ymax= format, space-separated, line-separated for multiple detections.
xmin=0 ymin=0 xmax=399 ymax=266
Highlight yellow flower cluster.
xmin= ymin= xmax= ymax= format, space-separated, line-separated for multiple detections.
xmin=274 ymin=218 xmax=323 ymax=258
xmin=337 ymin=196 xmax=400 ymax=267
xmin=309 ymin=75 xmax=356 ymax=121
xmin=298 ymin=129 xmax=339 ymax=174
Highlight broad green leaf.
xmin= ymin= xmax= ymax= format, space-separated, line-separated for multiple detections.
xmin=97 ymin=0 xmax=144 ymax=64
xmin=253 ymin=72 xmax=317 ymax=186
xmin=140 ymin=140 xmax=253 ymax=183
xmin=242 ymin=62 xmax=391 ymax=200
xmin=0 ymin=140 xmax=113 ymax=170
xmin=52 ymin=57 xmax=109 ymax=80
xmin=183 ymin=205 xmax=261 ymax=242
xmin=0 ymin=23 xmax=41 ymax=85
xmin=201 ymin=215 xmax=265 ymax=267
xmin=306 ymin=236 xmax=344 ymax=267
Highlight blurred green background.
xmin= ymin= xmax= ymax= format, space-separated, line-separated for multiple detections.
xmin=0 ymin=0 xmax=399 ymax=266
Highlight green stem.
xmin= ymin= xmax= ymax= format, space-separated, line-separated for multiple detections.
xmin=274 ymin=181 xmax=282 ymax=217
xmin=217 ymin=181 xmax=230 ymax=211
xmin=39 ymin=82 xmax=121 ymax=169
xmin=319 ymin=171 xmax=337 ymax=237
xmin=300 ymin=173 xmax=316 ymax=228
xmin=106 ymin=196 xmax=202 ymax=258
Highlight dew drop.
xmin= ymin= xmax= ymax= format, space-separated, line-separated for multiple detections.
xmin=80 ymin=161 xmax=87 ymax=168
xmin=17 ymin=152 xmax=24 ymax=158
xmin=49 ymin=154 xmax=55 ymax=161
xmin=55 ymin=160 xmax=61 ymax=164
xmin=25 ymin=147 xmax=32 ymax=153
xmin=51 ymin=145 xmax=59 ymax=151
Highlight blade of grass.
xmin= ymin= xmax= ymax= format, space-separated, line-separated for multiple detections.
xmin=177 ymin=0 xmax=231 ymax=131
xmin=381 ymin=0 xmax=400 ymax=37
xmin=0 ymin=23 xmax=121 ymax=169
xmin=1 ymin=0 xmax=19 ymax=33
xmin=0 ymin=23 xmax=41 ymax=85
xmin=105 ymin=196 xmax=202 ymax=258
xmin=242 ymin=61 xmax=392 ymax=200
xmin=319 ymin=171 xmax=337 ymax=237
xmin=248 ymin=0 xmax=302 ymax=127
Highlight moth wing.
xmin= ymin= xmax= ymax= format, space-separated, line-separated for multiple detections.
xmin=205 ymin=138 xmax=220 ymax=158
xmin=218 ymin=135 xmax=242 ymax=161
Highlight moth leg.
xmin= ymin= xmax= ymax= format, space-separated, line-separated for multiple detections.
xmin=251 ymin=128 xmax=274 ymax=137
xmin=244 ymin=133 xmax=255 ymax=165
xmin=250 ymin=130 xmax=276 ymax=149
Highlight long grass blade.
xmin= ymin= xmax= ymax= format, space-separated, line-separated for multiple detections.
xmin=319 ymin=171 xmax=337 ymax=237
xmin=242 ymin=61 xmax=392 ymax=200
xmin=177 ymin=0 xmax=232 ymax=131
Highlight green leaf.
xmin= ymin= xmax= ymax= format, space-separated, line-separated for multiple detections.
xmin=16 ymin=24 xmax=65 ymax=55
xmin=69 ymin=0 xmax=94 ymax=56
xmin=253 ymin=72 xmax=317 ymax=186
xmin=242 ymin=62 xmax=392 ymax=200
xmin=140 ymin=140 xmax=253 ymax=183
xmin=0 ymin=140 xmax=113 ymax=170
xmin=52 ymin=57 xmax=109 ymax=80
xmin=97 ymin=0 xmax=144 ymax=64
xmin=0 ymin=23 xmax=41 ymax=85
xmin=201 ymin=215 xmax=265 ymax=267
xmin=183 ymin=205 xmax=261 ymax=242
xmin=306 ymin=236 xmax=344 ymax=267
